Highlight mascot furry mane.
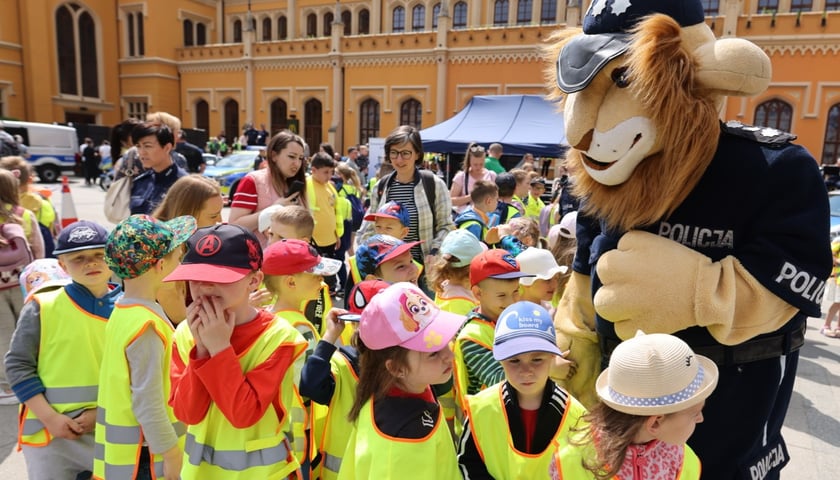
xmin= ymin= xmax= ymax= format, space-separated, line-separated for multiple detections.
xmin=545 ymin=10 xmax=770 ymax=231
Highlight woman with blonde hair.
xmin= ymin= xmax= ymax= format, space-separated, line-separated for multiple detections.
xmin=450 ymin=143 xmax=497 ymax=215
xmin=0 ymin=169 xmax=44 ymax=403
xmin=152 ymin=174 xmax=223 ymax=322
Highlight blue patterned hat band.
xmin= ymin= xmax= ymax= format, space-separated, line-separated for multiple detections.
xmin=607 ymin=365 xmax=705 ymax=408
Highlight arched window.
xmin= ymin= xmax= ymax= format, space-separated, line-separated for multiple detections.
xmin=224 ymin=99 xmax=239 ymax=144
xmin=494 ymin=0 xmax=509 ymax=25
xmin=359 ymin=99 xmax=380 ymax=145
xmin=278 ymin=16 xmax=288 ymax=39
xmin=540 ymin=0 xmax=558 ymax=23
xmin=433 ymin=3 xmax=441 ymax=29
xmin=262 ymin=17 xmax=272 ymax=41
xmin=393 ymin=7 xmax=406 ymax=32
xmin=823 ymin=103 xmax=840 ymax=165
xmin=183 ymin=19 xmax=194 ymax=46
xmin=56 ymin=3 xmax=99 ymax=98
xmin=754 ymin=99 xmax=793 ymax=133
xmin=306 ymin=13 xmax=317 ymax=36
xmin=701 ymin=0 xmax=720 ymax=15
xmin=233 ymin=19 xmax=242 ymax=42
xmin=196 ymin=23 xmax=207 ymax=45
xmin=412 ymin=5 xmax=426 ymax=31
xmin=400 ymin=99 xmax=422 ymax=129
xmin=195 ymin=99 xmax=209 ymax=132
xmin=517 ymin=0 xmax=533 ymax=24
xmin=271 ymin=99 xmax=288 ymax=134
xmin=453 ymin=2 xmax=468 ymax=29
xmin=359 ymin=9 xmax=370 ymax=34
xmin=342 ymin=10 xmax=352 ymax=35
xmin=324 ymin=12 xmax=334 ymax=37
xmin=304 ymin=99 xmax=323 ymax=152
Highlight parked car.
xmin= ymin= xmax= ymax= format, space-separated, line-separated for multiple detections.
xmin=202 ymin=151 xmax=260 ymax=204
xmin=202 ymin=153 xmax=219 ymax=168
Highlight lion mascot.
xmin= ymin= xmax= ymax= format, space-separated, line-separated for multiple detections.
xmin=546 ymin=0 xmax=831 ymax=478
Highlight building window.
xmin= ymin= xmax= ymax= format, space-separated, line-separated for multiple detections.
xmin=262 ymin=17 xmax=272 ymax=41
xmin=183 ymin=20 xmax=194 ymax=46
xmin=823 ymin=104 xmax=840 ymax=165
xmin=359 ymin=99 xmax=380 ymax=146
xmin=400 ymin=99 xmax=422 ymax=129
xmin=494 ymin=0 xmax=509 ymax=25
xmin=700 ymin=0 xmax=719 ymax=15
xmin=342 ymin=10 xmax=352 ymax=35
xmin=224 ymin=99 xmax=239 ymax=142
xmin=790 ymin=0 xmax=812 ymax=12
xmin=433 ymin=3 xmax=441 ymax=29
xmin=278 ymin=16 xmax=288 ymax=39
xmin=453 ymin=2 xmax=468 ymax=29
xmin=307 ymin=13 xmax=317 ymax=36
xmin=271 ymin=98 xmax=288 ymax=134
xmin=56 ymin=3 xmax=100 ymax=97
xmin=125 ymin=10 xmax=145 ymax=57
xmin=517 ymin=0 xmax=533 ymax=24
xmin=195 ymin=100 xmax=209 ymax=132
xmin=757 ymin=0 xmax=778 ymax=13
xmin=412 ymin=5 xmax=426 ymax=31
xmin=393 ymin=7 xmax=406 ymax=32
xmin=324 ymin=12 xmax=334 ymax=37
xmin=127 ymin=101 xmax=148 ymax=121
xmin=304 ymin=99 xmax=323 ymax=152
xmin=754 ymin=99 xmax=793 ymax=133
xmin=233 ymin=19 xmax=242 ymax=42
xmin=541 ymin=0 xmax=558 ymax=23
xmin=359 ymin=9 xmax=370 ymax=34
xmin=827 ymin=0 xmax=840 ymax=10
xmin=196 ymin=23 xmax=207 ymax=45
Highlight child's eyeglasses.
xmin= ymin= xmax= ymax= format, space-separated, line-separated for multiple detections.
xmin=388 ymin=150 xmax=414 ymax=159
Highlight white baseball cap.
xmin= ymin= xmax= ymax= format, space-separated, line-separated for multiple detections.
xmin=515 ymin=247 xmax=568 ymax=286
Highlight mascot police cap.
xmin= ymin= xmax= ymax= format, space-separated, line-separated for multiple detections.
xmin=557 ymin=0 xmax=706 ymax=93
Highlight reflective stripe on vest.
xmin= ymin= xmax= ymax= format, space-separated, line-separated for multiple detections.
xmin=467 ymin=383 xmax=587 ymax=478
xmin=93 ymin=303 xmax=183 ymax=479
xmin=452 ymin=317 xmax=495 ymax=436
xmin=174 ymin=316 xmax=307 ymax=479
xmin=19 ymin=288 xmax=107 ymax=447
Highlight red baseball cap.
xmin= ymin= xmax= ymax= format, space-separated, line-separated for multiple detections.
xmin=469 ymin=249 xmax=534 ymax=286
xmin=262 ymin=239 xmax=342 ymax=276
xmin=347 ymin=279 xmax=391 ymax=314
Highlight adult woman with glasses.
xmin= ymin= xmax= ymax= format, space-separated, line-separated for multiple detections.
xmin=450 ymin=143 xmax=497 ymax=215
xmin=358 ymin=126 xmax=454 ymax=272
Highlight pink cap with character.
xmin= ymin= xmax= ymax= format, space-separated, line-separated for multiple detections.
xmin=359 ymin=282 xmax=466 ymax=352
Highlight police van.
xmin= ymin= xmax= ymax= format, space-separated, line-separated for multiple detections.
xmin=0 ymin=120 xmax=78 ymax=182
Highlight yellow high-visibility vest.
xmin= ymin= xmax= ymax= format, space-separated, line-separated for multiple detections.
xmin=18 ymin=288 xmax=107 ymax=447
xmin=310 ymin=351 xmax=359 ymax=480
xmin=93 ymin=303 xmax=185 ymax=479
xmin=172 ymin=317 xmax=306 ymax=479
xmin=452 ymin=317 xmax=495 ymax=435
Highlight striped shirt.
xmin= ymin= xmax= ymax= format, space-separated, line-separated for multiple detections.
xmin=461 ymin=339 xmax=505 ymax=396
xmin=230 ymin=175 xmax=259 ymax=210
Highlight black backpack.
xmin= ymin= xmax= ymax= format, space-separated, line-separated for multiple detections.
xmin=376 ymin=169 xmax=438 ymax=226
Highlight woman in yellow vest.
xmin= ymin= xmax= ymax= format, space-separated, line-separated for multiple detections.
xmin=339 ymin=282 xmax=465 ymax=479
xmin=300 ymin=280 xmax=388 ymax=480
xmin=457 ymin=301 xmax=587 ymax=479
xmin=551 ymin=332 xmax=719 ymax=480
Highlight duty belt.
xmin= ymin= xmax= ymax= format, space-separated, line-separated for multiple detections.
xmin=600 ymin=323 xmax=806 ymax=367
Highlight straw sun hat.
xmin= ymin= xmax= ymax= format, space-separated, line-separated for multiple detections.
xmin=595 ymin=331 xmax=719 ymax=416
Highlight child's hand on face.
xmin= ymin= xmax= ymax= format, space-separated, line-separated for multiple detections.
xmin=550 ymin=350 xmax=577 ymax=381
xmin=186 ymin=299 xmax=209 ymax=359
xmin=323 ymin=308 xmax=349 ymax=345
xmin=248 ymin=287 xmax=273 ymax=308
xmin=196 ymin=296 xmax=235 ymax=356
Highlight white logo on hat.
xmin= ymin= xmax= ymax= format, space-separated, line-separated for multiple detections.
xmin=612 ymin=0 xmax=632 ymax=15
xmin=587 ymin=0 xmax=633 ymax=17
xmin=588 ymin=0 xmax=608 ymax=16
xmin=67 ymin=226 xmax=97 ymax=244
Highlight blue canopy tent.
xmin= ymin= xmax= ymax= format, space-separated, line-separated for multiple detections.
xmin=419 ymin=94 xmax=568 ymax=157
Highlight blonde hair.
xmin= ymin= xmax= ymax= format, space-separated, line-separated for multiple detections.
xmin=426 ymin=255 xmax=471 ymax=294
xmin=271 ymin=205 xmax=315 ymax=239
xmin=146 ymin=111 xmax=182 ymax=133
xmin=0 ymin=156 xmax=33 ymax=187
xmin=336 ymin=162 xmax=365 ymax=196
xmin=0 ymin=169 xmax=23 ymax=226
xmin=153 ymin=175 xmax=221 ymax=222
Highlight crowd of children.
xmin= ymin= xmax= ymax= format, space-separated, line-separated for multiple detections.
xmin=1 ymin=131 xmax=718 ymax=480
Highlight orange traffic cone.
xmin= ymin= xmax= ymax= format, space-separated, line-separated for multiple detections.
xmin=60 ymin=176 xmax=78 ymax=228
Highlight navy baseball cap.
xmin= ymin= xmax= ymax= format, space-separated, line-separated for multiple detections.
xmin=556 ymin=0 xmax=706 ymax=93
xmin=165 ymin=224 xmax=263 ymax=284
xmin=356 ymin=234 xmax=421 ymax=279
xmin=53 ymin=220 xmax=109 ymax=255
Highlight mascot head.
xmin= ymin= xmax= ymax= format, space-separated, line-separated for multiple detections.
xmin=546 ymin=0 xmax=771 ymax=231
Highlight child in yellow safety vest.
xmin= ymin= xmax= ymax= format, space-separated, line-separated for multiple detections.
xmin=339 ymin=282 xmax=466 ymax=479
xmin=428 ymin=229 xmax=485 ymax=316
xmin=166 ymin=224 xmax=308 ymax=479
xmin=5 ymin=223 xmax=120 ymax=480
xmin=96 ymin=214 xmax=196 ymax=480
xmin=300 ymin=279 xmax=389 ymax=480
xmin=458 ymin=301 xmax=586 ymax=479
xmin=550 ymin=332 xmax=719 ymax=480
xmin=262 ymin=238 xmax=343 ymax=475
